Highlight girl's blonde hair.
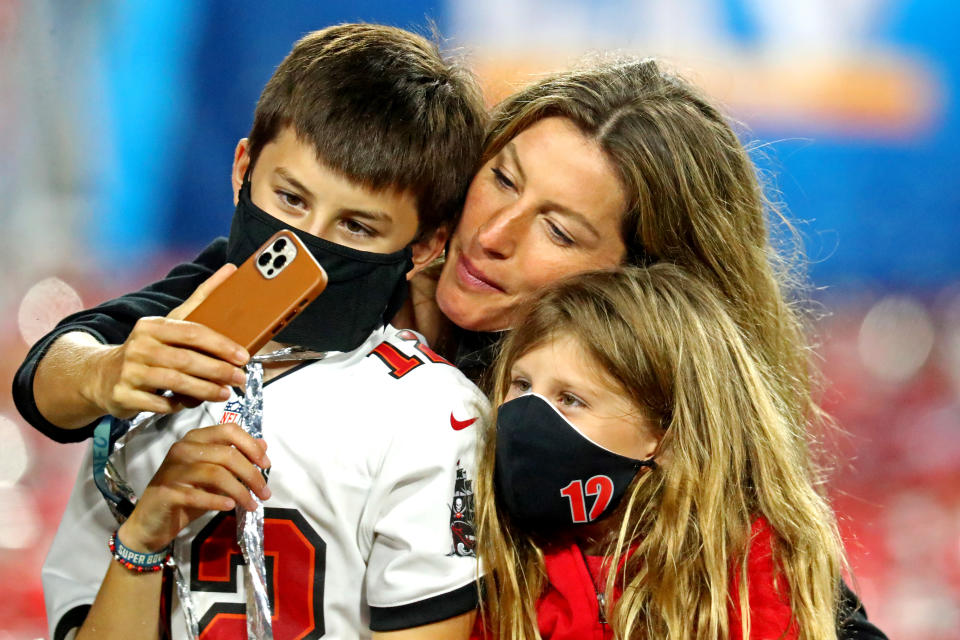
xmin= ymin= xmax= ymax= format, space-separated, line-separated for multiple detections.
xmin=477 ymin=265 xmax=843 ymax=639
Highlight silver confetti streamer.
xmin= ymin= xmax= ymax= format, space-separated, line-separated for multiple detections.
xmin=171 ymin=561 xmax=201 ymax=638
xmin=237 ymin=360 xmax=272 ymax=640
xmin=251 ymin=345 xmax=326 ymax=363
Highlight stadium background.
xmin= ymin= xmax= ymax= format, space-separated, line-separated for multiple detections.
xmin=1 ymin=1 xmax=958 ymax=637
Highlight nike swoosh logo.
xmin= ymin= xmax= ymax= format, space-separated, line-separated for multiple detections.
xmin=450 ymin=413 xmax=477 ymax=431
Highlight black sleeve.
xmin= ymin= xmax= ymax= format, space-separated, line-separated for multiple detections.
xmin=838 ymin=578 xmax=888 ymax=640
xmin=369 ymin=582 xmax=479 ymax=632
xmin=11 ymin=238 xmax=228 ymax=443
xmin=53 ymin=605 xmax=91 ymax=640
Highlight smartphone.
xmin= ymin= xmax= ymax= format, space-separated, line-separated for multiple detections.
xmin=185 ymin=230 xmax=328 ymax=355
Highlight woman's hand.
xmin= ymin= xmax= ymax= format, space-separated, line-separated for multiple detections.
xmin=118 ymin=422 xmax=272 ymax=553
xmin=85 ymin=264 xmax=250 ymax=419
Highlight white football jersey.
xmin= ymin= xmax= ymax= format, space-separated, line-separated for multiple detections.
xmin=43 ymin=325 xmax=488 ymax=640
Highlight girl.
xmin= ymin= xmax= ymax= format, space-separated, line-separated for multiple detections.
xmin=477 ymin=264 xmax=844 ymax=640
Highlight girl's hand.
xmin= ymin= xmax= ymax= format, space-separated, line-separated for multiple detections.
xmin=117 ymin=422 xmax=271 ymax=553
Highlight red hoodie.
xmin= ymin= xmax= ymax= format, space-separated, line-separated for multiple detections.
xmin=475 ymin=518 xmax=797 ymax=640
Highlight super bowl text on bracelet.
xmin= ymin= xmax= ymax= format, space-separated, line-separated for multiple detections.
xmin=108 ymin=529 xmax=171 ymax=573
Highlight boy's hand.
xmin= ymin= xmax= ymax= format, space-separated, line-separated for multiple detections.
xmin=118 ymin=422 xmax=271 ymax=553
xmin=88 ymin=265 xmax=250 ymax=418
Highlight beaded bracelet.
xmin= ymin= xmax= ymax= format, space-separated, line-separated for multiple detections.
xmin=108 ymin=530 xmax=171 ymax=573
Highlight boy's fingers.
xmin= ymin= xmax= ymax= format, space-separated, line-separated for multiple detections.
xmin=168 ymin=264 xmax=237 ymax=321
xmin=178 ymin=485 xmax=236 ymax=513
xmin=200 ymin=445 xmax=271 ymax=501
xmin=185 ymin=423 xmax=272 ymax=469
xmin=108 ymin=387 xmax=180 ymax=417
xmin=141 ymin=366 xmax=233 ymax=405
xmin=127 ymin=316 xmax=248 ymax=372
xmin=147 ymin=342 xmax=247 ymax=387
xmin=183 ymin=463 xmax=264 ymax=511
xmin=139 ymin=318 xmax=249 ymax=367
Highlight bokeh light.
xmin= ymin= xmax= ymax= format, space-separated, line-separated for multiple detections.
xmin=858 ymin=296 xmax=935 ymax=384
xmin=17 ymin=277 xmax=83 ymax=346
xmin=0 ymin=415 xmax=30 ymax=488
xmin=0 ymin=487 xmax=39 ymax=550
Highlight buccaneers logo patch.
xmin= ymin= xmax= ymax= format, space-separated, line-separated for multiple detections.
xmin=448 ymin=462 xmax=476 ymax=557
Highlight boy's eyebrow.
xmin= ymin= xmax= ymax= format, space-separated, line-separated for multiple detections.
xmin=338 ymin=208 xmax=393 ymax=225
xmin=275 ymin=167 xmax=314 ymax=201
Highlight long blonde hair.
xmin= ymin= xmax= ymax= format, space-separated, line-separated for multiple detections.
xmin=476 ymin=265 xmax=842 ymax=639
xmin=481 ymin=58 xmax=818 ymax=439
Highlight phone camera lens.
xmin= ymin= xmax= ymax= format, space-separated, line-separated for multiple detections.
xmin=273 ymin=238 xmax=287 ymax=252
xmin=258 ymin=252 xmax=272 ymax=267
xmin=273 ymin=254 xmax=287 ymax=269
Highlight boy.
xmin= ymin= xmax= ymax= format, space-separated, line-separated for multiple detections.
xmin=41 ymin=23 xmax=488 ymax=639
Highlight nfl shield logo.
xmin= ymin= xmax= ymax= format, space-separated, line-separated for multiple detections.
xmin=220 ymin=399 xmax=244 ymax=425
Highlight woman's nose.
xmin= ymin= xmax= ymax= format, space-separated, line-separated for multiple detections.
xmin=475 ymin=204 xmax=526 ymax=259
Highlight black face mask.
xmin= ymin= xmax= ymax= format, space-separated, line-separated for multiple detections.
xmin=226 ymin=179 xmax=414 ymax=352
xmin=494 ymin=394 xmax=656 ymax=534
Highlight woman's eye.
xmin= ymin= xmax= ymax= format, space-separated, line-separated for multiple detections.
xmin=277 ymin=190 xmax=305 ymax=209
xmin=491 ymin=167 xmax=516 ymax=191
xmin=342 ymin=218 xmax=375 ymax=237
xmin=545 ymin=220 xmax=575 ymax=247
xmin=558 ymin=392 xmax=586 ymax=408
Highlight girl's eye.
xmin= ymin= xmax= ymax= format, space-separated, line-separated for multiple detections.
xmin=491 ymin=167 xmax=516 ymax=191
xmin=558 ymin=392 xmax=586 ymax=408
xmin=277 ymin=190 xmax=305 ymax=209
xmin=510 ymin=377 xmax=531 ymax=393
xmin=545 ymin=219 xmax=575 ymax=247
xmin=342 ymin=218 xmax=375 ymax=237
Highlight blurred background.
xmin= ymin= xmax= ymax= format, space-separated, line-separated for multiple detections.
xmin=1 ymin=1 xmax=957 ymax=637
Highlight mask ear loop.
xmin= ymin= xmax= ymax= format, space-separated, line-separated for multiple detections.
xmin=636 ymin=457 xmax=658 ymax=471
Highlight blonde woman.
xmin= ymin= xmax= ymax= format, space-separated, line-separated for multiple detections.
xmin=477 ymin=264 xmax=844 ymax=639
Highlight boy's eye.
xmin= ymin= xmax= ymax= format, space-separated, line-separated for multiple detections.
xmin=341 ymin=218 xmax=375 ymax=237
xmin=277 ymin=190 xmax=305 ymax=209
xmin=491 ymin=167 xmax=516 ymax=191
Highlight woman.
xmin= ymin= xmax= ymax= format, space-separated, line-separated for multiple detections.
xmin=17 ymin=58 xmax=882 ymax=638
xmin=432 ymin=58 xmax=810 ymax=435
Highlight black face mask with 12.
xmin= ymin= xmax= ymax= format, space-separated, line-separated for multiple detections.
xmin=494 ymin=393 xmax=656 ymax=535
xmin=225 ymin=178 xmax=414 ymax=353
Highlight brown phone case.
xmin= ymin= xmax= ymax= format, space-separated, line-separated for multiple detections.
xmin=184 ymin=230 xmax=328 ymax=355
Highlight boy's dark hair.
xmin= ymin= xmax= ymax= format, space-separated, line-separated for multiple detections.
xmin=248 ymin=23 xmax=487 ymax=239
